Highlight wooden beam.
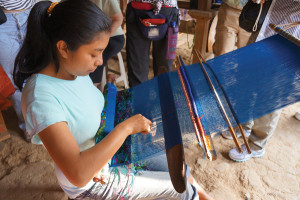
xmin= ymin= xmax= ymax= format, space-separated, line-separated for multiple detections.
xmin=178 ymin=1 xmax=191 ymax=9
xmin=197 ymin=0 xmax=211 ymax=11
xmin=188 ymin=10 xmax=215 ymax=63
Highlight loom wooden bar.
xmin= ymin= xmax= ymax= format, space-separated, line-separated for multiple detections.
xmin=238 ymin=124 xmax=251 ymax=154
xmin=269 ymin=23 xmax=300 ymax=47
xmin=194 ymin=50 xmax=242 ymax=153
xmin=177 ymin=57 xmax=217 ymax=160
xmin=176 ymin=65 xmax=202 ymax=145
xmin=166 ymin=144 xmax=186 ymax=193
xmin=195 ymin=50 xmax=252 ymax=154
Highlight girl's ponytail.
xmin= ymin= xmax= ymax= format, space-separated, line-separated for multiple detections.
xmin=14 ymin=1 xmax=53 ymax=90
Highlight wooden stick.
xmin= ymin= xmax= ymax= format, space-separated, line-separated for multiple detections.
xmin=194 ymin=50 xmax=251 ymax=153
xmin=176 ymin=56 xmax=216 ymax=160
xmin=193 ymin=49 xmax=243 ymax=153
xmin=269 ymin=23 xmax=300 ymax=47
xmin=175 ymin=58 xmax=209 ymax=159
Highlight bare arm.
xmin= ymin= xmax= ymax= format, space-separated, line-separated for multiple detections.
xmin=38 ymin=114 xmax=151 ymax=188
xmin=109 ymin=12 xmax=123 ymax=36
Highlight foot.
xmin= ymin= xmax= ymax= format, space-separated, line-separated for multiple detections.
xmin=188 ymin=175 xmax=215 ymax=200
xmin=198 ymin=191 xmax=215 ymax=200
xmin=229 ymin=144 xmax=265 ymax=162
xmin=222 ymin=127 xmax=251 ymax=140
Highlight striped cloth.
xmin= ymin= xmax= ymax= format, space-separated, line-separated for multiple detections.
xmin=257 ymin=0 xmax=300 ymax=41
xmin=128 ymin=0 xmax=178 ymax=14
xmin=0 ymin=0 xmax=35 ymax=11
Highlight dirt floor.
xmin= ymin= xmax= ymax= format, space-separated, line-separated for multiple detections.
xmin=0 ymin=33 xmax=300 ymax=200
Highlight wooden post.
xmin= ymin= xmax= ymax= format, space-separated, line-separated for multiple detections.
xmin=119 ymin=0 xmax=128 ymax=29
xmin=188 ymin=10 xmax=214 ymax=63
xmin=197 ymin=0 xmax=211 ymax=11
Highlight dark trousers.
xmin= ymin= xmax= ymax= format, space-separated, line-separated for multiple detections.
xmin=89 ymin=34 xmax=125 ymax=83
xmin=126 ymin=3 xmax=178 ymax=87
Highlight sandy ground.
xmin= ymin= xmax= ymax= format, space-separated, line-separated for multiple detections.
xmin=0 ymin=33 xmax=300 ymax=200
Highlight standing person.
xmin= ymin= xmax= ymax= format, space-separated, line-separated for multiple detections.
xmin=0 ymin=0 xmax=36 ymax=141
xmin=213 ymin=0 xmax=253 ymax=139
xmin=213 ymin=0 xmax=251 ymax=56
xmin=89 ymin=0 xmax=125 ymax=85
xmin=126 ymin=0 xmax=180 ymax=87
xmin=14 ymin=1 xmax=214 ymax=199
xmin=228 ymin=0 xmax=300 ymax=162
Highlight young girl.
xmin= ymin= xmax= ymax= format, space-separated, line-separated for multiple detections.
xmin=13 ymin=0 xmax=214 ymax=199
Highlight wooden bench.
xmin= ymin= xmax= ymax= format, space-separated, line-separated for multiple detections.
xmin=178 ymin=0 xmax=218 ymax=63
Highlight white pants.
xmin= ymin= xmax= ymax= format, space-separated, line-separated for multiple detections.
xmin=213 ymin=3 xmax=251 ymax=56
xmin=73 ymin=154 xmax=198 ymax=200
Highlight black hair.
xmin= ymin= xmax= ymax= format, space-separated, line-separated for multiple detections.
xmin=13 ymin=0 xmax=112 ymax=90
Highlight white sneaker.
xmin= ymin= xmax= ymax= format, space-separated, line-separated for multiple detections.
xmin=229 ymin=144 xmax=265 ymax=162
xmin=295 ymin=112 xmax=300 ymax=121
xmin=221 ymin=127 xmax=251 ymax=140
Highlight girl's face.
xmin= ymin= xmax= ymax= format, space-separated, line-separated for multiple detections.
xmin=58 ymin=32 xmax=110 ymax=80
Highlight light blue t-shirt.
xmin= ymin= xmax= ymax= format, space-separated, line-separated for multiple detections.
xmin=21 ymin=74 xmax=105 ymax=198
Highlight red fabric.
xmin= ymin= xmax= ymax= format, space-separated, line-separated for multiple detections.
xmin=0 ymin=65 xmax=15 ymax=111
xmin=131 ymin=2 xmax=153 ymax=10
xmin=140 ymin=18 xmax=166 ymax=26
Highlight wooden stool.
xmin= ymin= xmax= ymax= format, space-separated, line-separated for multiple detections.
xmin=101 ymin=52 xmax=129 ymax=90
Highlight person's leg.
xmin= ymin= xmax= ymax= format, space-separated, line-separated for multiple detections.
xmin=188 ymin=174 xmax=214 ymax=200
xmin=237 ymin=26 xmax=252 ymax=49
xmin=213 ymin=3 xmax=240 ymax=56
xmin=89 ymin=35 xmax=125 ymax=83
xmin=130 ymin=168 xmax=199 ymax=200
xmin=249 ymin=109 xmax=282 ymax=150
xmin=152 ymin=7 xmax=178 ymax=77
xmin=229 ymin=110 xmax=282 ymax=162
xmin=126 ymin=3 xmax=151 ymax=87
xmin=152 ymin=37 xmax=174 ymax=76
xmin=142 ymin=152 xmax=169 ymax=172
xmin=0 ymin=10 xmax=30 ymax=140
xmin=74 ymin=166 xmax=198 ymax=200
xmin=142 ymin=153 xmax=213 ymax=200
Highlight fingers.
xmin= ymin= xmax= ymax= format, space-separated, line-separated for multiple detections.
xmin=126 ymin=114 xmax=152 ymax=135
xmin=136 ymin=114 xmax=152 ymax=135
xmin=150 ymin=121 xmax=157 ymax=136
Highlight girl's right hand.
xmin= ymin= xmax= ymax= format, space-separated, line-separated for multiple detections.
xmin=116 ymin=114 xmax=152 ymax=136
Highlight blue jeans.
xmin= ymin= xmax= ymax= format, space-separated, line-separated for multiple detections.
xmin=0 ymin=9 xmax=31 ymax=138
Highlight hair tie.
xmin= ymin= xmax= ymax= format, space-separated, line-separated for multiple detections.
xmin=47 ymin=2 xmax=59 ymax=15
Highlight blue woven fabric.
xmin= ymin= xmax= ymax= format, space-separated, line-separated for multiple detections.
xmin=104 ymin=83 xmax=117 ymax=134
xmin=97 ymin=34 xmax=300 ymax=165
